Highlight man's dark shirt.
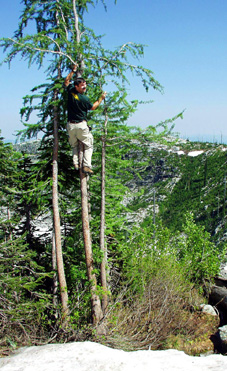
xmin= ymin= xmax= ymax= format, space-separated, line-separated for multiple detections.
xmin=67 ymin=84 xmax=93 ymax=122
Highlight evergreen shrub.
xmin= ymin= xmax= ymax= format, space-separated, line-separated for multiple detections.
xmin=0 ymin=236 xmax=52 ymax=352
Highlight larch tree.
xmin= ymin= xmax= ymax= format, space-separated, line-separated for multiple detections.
xmin=1 ymin=0 xmax=165 ymax=325
xmin=1 ymin=0 xmax=73 ymax=321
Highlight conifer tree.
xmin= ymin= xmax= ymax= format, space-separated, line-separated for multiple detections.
xmin=0 ymin=133 xmax=21 ymax=242
xmin=0 ymin=135 xmax=51 ymax=343
xmin=1 ymin=0 xmax=166 ymax=324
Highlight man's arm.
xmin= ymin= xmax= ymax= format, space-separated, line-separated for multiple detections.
xmin=91 ymin=92 xmax=107 ymax=110
xmin=64 ymin=64 xmax=78 ymax=87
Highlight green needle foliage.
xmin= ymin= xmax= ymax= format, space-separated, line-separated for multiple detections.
xmin=173 ymin=212 xmax=223 ymax=286
xmin=1 ymin=1 xmax=221 ymax=351
xmin=0 ymin=235 xmax=52 ymax=346
xmin=0 ymin=136 xmax=52 ymax=348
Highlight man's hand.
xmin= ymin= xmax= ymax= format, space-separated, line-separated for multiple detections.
xmin=101 ymin=91 xmax=107 ymax=100
xmin=72 ymin=63 xmax=78 ymax=72
xmin=91 ymin=92 xmax=107 ymax=110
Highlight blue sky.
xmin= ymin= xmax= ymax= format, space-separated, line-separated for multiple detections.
xmin=1 ymin=0 xmax=227 ymax=143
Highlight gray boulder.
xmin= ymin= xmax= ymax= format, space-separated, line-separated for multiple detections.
xmin=218 ymin=325 xmax=227 ymax=354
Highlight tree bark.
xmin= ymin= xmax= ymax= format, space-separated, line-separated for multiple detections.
xmin=72 ymin=0 xmax=85 ymax=76
xmin=7 ymin=205 xmax=12 ymax=241
xmin=52 ymin=231 xmax=58 ymax=313
xmin=71 ymin=0 xmax=103 ymax=325
xmin=52 ymin=79 xmax=69 ymax=323
xmin=100 ymin=110 xmax=109 ymax=314
xmin=79 ymin=141 xmax=103 ymax=325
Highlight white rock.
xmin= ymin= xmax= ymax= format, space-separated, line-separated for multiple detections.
xmin=200 ymin=304 xmax=218 ymax=316
xmin=219 ymin=325 xmax=227 ymax=342
xmin=0 ymin=341 xmax=227 ymax=371
xmin=218 ymin=325 xmax=227 ymax=353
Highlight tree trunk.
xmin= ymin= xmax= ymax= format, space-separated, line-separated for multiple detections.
xmin=72 ymin=0 xmax=103 ymax=325
xmin=72 ymin=0 xmax=85 ymax=76
xmin=52 ymin=83 xmax=69 ymax=322
xmin=7 ymin=205 xmax=12 ymax=241
xmin=79 ymin=141 xmax=103 ymax=325
xmin=52 ymin=231 xmax=58 ymax=314
xmin=100 ymin=111 xmax=109 ymax=314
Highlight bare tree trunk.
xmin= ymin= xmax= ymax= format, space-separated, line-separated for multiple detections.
xmin=78 ymin=141 xmax=103 ymax=325
xmin=7 ymin=205 xmax=12 ymax=241
xmin=100 ymin=110 xmax=109 ymax=314
xmin=72 ymin=0 xmax=85 ymax=76
xmin=52 ymin=81 xmax=69 ymax=323
xmin=52 ymin=231 xmax=58 ymax=314
xmin=71 ymin=0 xmax=103 ymax=325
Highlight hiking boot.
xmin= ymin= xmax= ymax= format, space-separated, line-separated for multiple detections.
xmin=83 ymin=166 xmax=94 ymax=175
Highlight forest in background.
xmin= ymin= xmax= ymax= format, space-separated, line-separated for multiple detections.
xmin=0 ymin=0 xmax=226 ymax=356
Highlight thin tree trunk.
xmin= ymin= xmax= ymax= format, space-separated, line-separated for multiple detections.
xmin=79 ymin=141 xmax=103 ymax=325
xmin=52 ymin=231 xmax=58 ymax=313
xmin=100 ymin=110 xmax=109 ymax=314
xmin=73 ymin=0 xmax=85 ymax=75
xmin=7 ymin=205 xmax=12 ymax=241
xmin=52 ymin=77 xmax=69 ymax=322
xmin=71 ymin=0 xmax=103 ymax=325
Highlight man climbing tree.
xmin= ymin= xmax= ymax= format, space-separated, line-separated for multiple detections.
xmin=64 ymin=64 xmax=106 ymax=174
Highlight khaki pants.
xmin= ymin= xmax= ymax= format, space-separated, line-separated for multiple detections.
xmin=67 ymin=120 xmax=93 ymax=168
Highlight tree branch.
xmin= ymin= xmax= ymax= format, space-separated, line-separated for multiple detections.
xmin=6 ymin=37 xmax=76 ymax=65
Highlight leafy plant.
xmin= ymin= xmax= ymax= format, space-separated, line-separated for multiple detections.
xmin=173 ymin=212 xmax=223 ymax=286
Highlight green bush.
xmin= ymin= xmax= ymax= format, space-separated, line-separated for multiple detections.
xmin=0 ymin=236 xmax=52 ymax=350
xmin=173 ymin=212 xmax=224 ymax=286
xmin=101 ymin=215 xmax=224 ymax=350
xmin=104 ymin=252 xmax=198 ymax=351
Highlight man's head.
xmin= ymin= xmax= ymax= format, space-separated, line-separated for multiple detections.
xmin=74 ymin=77 xmax=87 ymax=94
